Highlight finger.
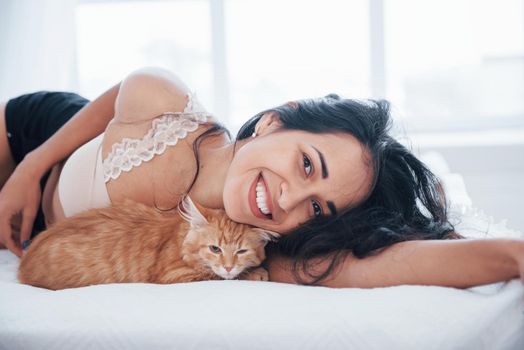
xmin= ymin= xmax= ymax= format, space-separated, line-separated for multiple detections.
xmin=5 ymin=237 xmax=22 ymax=257
xmin=0 ymin=218 xmax=21 ymax=257
xmin=20 ymin=207 xmax=37 ymax=245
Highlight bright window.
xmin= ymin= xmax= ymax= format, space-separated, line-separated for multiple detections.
xmin=224 ymin=0 xmax=370 ymax=129
xmin=76 ymin=0 xmax=524 ymax=134
xmin=76 ymin=0 xmax=213 ymax=107
xmin=385 ymin=0 xmax=524 ymax=132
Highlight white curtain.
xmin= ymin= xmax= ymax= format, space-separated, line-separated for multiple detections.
xmin=0 ymin=0 xmax=78 ymax=101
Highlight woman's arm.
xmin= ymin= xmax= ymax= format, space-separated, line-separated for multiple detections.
xmin=24 ymin=83 xmax=120 ymax=176
xmin=267 ymin=238 xmax=523 ymax=288
xmin=0 ymin=83 xmax=120 ymax=255
xmin=28 ymin=66 xmax=193 ymax=172
xmin=1 ymin=67 xmax=193 ymax=255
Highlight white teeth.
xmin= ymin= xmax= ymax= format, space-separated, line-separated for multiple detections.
xmin=255 ymin=179 xmax=271 ymax=215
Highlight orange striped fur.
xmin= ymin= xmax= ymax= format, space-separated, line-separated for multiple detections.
xmin=18 ymin=198 xmax=278 ymax=290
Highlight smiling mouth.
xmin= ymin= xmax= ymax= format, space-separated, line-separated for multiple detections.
xmin=249 ymin=173 xmax=273 ymax=220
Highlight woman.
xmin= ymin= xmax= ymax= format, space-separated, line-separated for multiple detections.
xmin=0 ymin=67 xmax=522 ymax=288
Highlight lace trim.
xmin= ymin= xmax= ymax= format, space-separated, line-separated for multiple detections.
xmin=448 ymin=202 xmax=523 ymax=239
xmin=102 ymin=92 xmax=210 ymax=183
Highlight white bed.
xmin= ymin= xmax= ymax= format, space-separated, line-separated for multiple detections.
xmin=1 ymin=152 xmax=523 ymax=350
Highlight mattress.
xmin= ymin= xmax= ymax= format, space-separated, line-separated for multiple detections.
xmin=0 ymin=152 xmax=523 ymax=350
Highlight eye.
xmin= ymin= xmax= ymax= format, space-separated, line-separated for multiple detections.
xmin=236 ymin=249 xmax=248 ymax=255
xmin=209 ymin=245 xmax=222 ymax=254
xmin=303 ymin=154 xmax=313 ymax=176
xmin=303 ymin=154 xmax=323 ymax=218
xmin=311 ymin=200 xmax=323 ymax=218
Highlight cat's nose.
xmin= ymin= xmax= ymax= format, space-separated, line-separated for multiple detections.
xmin=225 ymin=266 xmax=233 ymax=272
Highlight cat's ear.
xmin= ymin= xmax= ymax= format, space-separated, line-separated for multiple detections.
xmin=252 ymin=228 xmax=281 ymax=243
xmin=178 ymin=196 xmax=208 ymax=229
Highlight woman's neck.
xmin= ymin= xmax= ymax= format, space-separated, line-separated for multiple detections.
xmin=187 ymin=135 xmax=247 ymax=210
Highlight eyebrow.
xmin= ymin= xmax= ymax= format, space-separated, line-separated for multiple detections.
xmin=311 ymin=145 xmax=337 ymax=217
xmin=327 ymin=201 xmax=337 ymax=217
xmin=312 ymin=146 xmax=328 ymax=179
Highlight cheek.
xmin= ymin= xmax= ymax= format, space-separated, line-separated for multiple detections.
xmin=223 ymin=139 xmax=277 ymax=213
xmin=222 ymin=170 xmax=258 ymax=224
xmin=236 ymin=252 xmax=264 ymax=267
xmin=200 ymin=249 xmax=219 ymax=265
xmin=222 ymin=177 xmax=241 ymax=219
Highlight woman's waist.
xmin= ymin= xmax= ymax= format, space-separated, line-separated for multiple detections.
xmin=41 ymin=162 xmax=65 ymax=226
xmin=42 ymin=135 xmax=111 ymax=225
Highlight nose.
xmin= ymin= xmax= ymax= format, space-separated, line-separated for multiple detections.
xmin=278 ymin=182 xmax=312 ymax=213
xmin=224 ymin=266 xmax=233 ymax=272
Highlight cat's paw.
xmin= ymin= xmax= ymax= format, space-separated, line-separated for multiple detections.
xmin=239 ymin=267 xmax=269 ymax=281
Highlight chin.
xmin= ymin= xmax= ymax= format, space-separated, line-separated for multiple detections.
xmin=223 ymin=202 xmax=248 ymax=225
xmin=222 ymin=196 xmax=237 ymax=218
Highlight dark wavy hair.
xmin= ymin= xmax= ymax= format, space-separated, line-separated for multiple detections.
xmin=233 ymin=94 xmax=462 ymax=285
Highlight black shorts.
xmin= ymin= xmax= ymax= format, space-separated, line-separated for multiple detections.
xmin=4 ymin=91 xmax=90 ymax=237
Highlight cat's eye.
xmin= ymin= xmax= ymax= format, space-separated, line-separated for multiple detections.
xmin=236 ymin=249 xmax=248 ymax=255
xmin=209 ymin=245 xmax=222 ymax=254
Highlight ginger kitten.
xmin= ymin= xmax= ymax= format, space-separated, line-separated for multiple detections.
xmin=18 ymin=197 xmax=278 ymax=290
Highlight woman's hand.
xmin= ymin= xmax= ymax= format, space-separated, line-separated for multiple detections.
xmin=0 ymin=155 xmax=44 ymax=257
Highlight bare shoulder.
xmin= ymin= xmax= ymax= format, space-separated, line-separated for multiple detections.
xmin=101 ymin=67 xmax=225 ymax=207
xmin=114 ymin=67 xmax=217 ymax=124
xmin=104 ymin=66 xmax=221 ymax=161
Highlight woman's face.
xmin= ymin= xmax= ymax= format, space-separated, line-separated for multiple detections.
xmin=223 ymin=113 xmax=373 ymax=234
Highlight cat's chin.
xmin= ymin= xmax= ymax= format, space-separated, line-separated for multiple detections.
xmin=213 ymin=269 xmax=240 ymax=280
xmin=221 ymin=275 xmax=237 ymax=280
xmin=216 ymin=273 xmax=238 ymax=280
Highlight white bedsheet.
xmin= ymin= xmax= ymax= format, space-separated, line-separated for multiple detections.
xmin=0 ymin=152 xmax=523 ymax=350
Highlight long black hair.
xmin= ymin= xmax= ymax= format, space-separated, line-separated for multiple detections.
xmin=234 ymin=94 xmax=461 ymax=285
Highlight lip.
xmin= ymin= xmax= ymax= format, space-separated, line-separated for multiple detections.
xmin=248 ymin=172 xmax=271 ymax=220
